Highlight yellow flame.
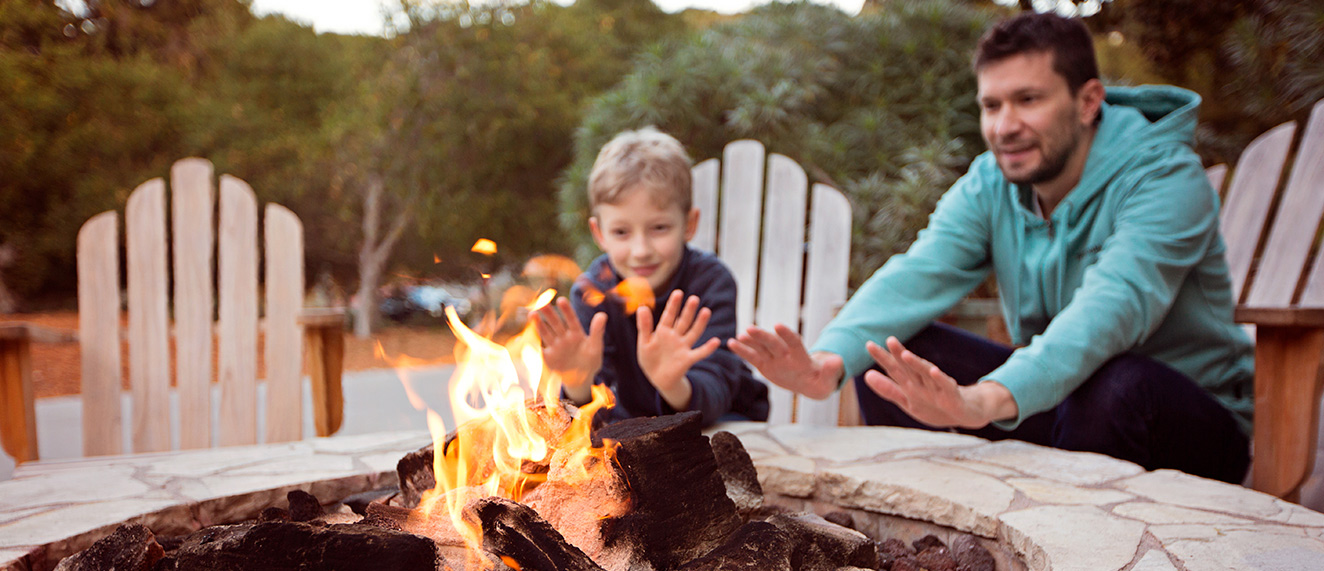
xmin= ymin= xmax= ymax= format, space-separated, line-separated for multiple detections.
xmin=382 ymin=285 xmax=620 ymax=559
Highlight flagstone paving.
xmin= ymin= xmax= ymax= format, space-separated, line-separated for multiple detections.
xmin=3 ymin=424 xmax=1324 ymax=571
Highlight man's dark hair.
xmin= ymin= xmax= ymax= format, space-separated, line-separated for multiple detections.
xmin=972 ymin=12 xmax=1099 ymax=94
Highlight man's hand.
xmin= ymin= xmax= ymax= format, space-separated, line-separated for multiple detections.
xmin=729 ymin=324 xmax=843 ymax=399
xmin=636 ymin=290 xmax=722 ymax=411
xmin=532 ymin=297 xmax=606 ymax=404
xmin=862 ymin=336 xmax=1017 ymax=429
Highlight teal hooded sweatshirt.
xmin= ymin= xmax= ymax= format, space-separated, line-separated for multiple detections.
xmin=812 ymin=85 xmax=1255 ymax=432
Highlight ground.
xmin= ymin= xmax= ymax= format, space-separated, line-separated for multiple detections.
xmin=5 ymin=311 xmax=457 ymax=399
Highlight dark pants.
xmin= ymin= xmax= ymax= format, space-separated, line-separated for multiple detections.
xmin=853 ymin=322 xmax=1250 ymax=484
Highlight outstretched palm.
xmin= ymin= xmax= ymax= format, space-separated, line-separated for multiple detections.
xmin=637 ymin=290 xmax=721 ymax=395
xmin=532 ymin=297 xmax=605 ymax=396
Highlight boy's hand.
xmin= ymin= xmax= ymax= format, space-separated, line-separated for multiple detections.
xmin=532 ymin=297 xmax=606 ymax=405
xmin=636 ymin=290 xmax=722 ymax=411
xmin=729 ymin=324 xmax=843 ymax=399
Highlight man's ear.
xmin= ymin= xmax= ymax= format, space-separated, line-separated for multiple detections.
xmin=589 ymin=216 xmax=606 ymax=249
xmin=1078 ymin=78 xmax=1105 ymax=126
xmin=684 ymin=208 xmax=700 ymax=241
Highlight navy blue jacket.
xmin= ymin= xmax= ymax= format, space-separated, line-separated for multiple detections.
xmin=570 ymin=246 xmax=769 ymax=426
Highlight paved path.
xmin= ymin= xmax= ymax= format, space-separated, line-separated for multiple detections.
xmin=0 ymin=366 xmax=456 ymax=481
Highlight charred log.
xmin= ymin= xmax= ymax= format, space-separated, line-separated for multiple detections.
xmin=53 ymin=523 xmax=163 ymax=571
xmin=343 ymin=487 xmax=398 ymax=515
xmin=258 ymin=507 xmax=290 ymax=523
xmin=676 ymin=521 xmax=793 ymax=571
xmin=396 ymin=444 xmax=436 ymax=509
xmin=822 ymin=511 xmax=854 ymax=530
xmin=467 ymin=497 xmax=605 ymax=571
xmin=155 ymin=521 xmax=438 ymax=570
xmin=765 ymin=513 xmax=877 ymax=571
xmin=288 ymin=490 xmax=325 ymax=522
xmin=709 ymin=431 xmax=762 ymax=513
xmin=594 ymin=411 xmax=742 ymax=570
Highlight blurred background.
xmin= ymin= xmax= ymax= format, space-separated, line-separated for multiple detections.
xmin=2 ymin=0 xmax=1321 ymax=339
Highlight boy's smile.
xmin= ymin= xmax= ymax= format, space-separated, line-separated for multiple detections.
xmin=590 ymin=185 xmax=699 ymax=294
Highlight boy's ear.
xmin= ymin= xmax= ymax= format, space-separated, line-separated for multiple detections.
xmin=589 ymin=216 xmax=606 ymax=249
xmin=684 ymin=208 xmax=700 ymax=241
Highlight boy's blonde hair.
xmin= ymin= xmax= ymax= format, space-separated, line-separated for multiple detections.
xmin=588 ymin=127 xmax=693 ymax=212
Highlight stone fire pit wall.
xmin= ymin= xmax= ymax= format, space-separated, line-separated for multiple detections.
xmin=4 ymin=425 xmax=1324 ymax=570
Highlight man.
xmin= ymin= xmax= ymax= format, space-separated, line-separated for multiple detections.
xmin=729 ymin=12 xmax=1253 ymax=483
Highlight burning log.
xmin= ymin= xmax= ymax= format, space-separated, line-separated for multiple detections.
xmin=593 ymin=411 xmax=742 ymax=570
xmin=397 ymin=444 xmax=437 ymax=509
xmin=465 ymin=497 xmax=605 ymax=571
xmin=155 ymin=521 xmax=439 ymax=570
xmin=53 ymin=523 xmax=163 ymax=571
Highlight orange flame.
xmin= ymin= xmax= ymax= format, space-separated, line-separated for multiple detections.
xmin=381 ymin=286 xmax=620 ymax=558
xmin=472 ymin=239 xmax=498 ymax=256
xmin=579 ymin=276 xmax=656 ymax=315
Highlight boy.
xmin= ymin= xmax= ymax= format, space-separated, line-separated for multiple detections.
xmin=534 ymin=127 xmax=769 ymax=427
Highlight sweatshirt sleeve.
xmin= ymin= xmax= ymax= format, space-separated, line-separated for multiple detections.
xmin=988 ymin=154 xmax=1217 ymax=429
xmin=670 ymin=259 xmax=748 ymax=426
xmin=812 ymin=171 xmax=995 ymax=381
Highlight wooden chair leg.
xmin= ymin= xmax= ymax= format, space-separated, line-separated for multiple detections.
xmin=837 ymin=378 xmax=862 ymax=427
xmin=306 ymin=324 xmax=345 ymax=437
xmin=1251 ymin=326 xmax=1324 ymax=501
xmin=0 ymin=338 xmax=38 ymax=462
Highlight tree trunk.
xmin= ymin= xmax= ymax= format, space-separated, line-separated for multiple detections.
xmin=353 ymin=176 xmax=413 ymax=339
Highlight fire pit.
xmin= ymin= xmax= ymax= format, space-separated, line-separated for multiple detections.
xmin=8 ymin=295 xmax=1324 ymax=569
xmin=4 ymin=422 xmax=1324 ymax=570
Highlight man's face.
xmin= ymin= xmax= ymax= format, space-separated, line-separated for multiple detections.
xmin=978 ymin=50 xmax=1099 ymax=190
xmin=589 ymin=185 xmax=698 ymax=293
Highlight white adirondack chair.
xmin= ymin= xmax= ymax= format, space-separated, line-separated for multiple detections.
xmin=691 ymin=140 xmax=855 ymax=426
xmin=74 ymin=158 xmax=343 ymax=456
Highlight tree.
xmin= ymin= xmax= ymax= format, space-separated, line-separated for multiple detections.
xmin=335 ymin=0 xmax=685 ymax=336
xmin=0 ymin=0 xmax=195 ymax=306
xmin=1087 ymin=0 xmax=1324 ymax=164
xmin=559 ymin=0 xmax=1003 ymax=286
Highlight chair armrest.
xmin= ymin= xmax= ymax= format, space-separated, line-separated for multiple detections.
xmin=0 ymin=323 xmax=78 ymax=344
xmin=299 ymin=308 xmax=346 ymax=437
xmin=299 ymin=307 xmax=347 ymax=328
xmin=1234 ymin=306 xmax=1324 ymax=328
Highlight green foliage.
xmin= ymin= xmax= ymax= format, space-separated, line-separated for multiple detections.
xmin=0 ymin=0 xmax=192 ymax=300
xmin=344 ymin=0 xmax=686 ymax=278
xmin=1092 ymin=0 xmax=1324 ymax=165
xmin=559 ymin=0 xmax=1003 ymax=286
xmin=0 ymin=0 xmax=375 ymax=303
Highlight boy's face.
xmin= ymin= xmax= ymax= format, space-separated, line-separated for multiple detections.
xmin=589 ymin=185 xmax=699 ymax=293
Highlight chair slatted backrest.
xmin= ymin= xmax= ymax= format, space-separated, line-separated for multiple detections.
xmin=691 ymin=140 xmax=852 ymax=425
xmin=76 ymin=158 xmax=305 ymax=456
xmin=1221 ymin=100 xmax=1324 ymax=309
